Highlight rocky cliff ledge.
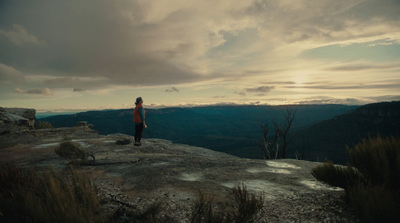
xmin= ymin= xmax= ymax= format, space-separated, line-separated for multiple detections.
xmin=0 ymin=125 xmax=358 ymax=222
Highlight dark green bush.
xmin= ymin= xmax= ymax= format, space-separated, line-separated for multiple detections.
xmin=0 ymin=165 xmax=103 ymax=223
xmin=312 ymin=136 xmax=400 ymax=223
xmin=311 ymin=161 xmax=365 ymax=189
xmin=348 ymin=136 xmax=400 ymax=190
xmin=55 ymin=139 xmax=91 ymax=161
xmin=348 ymin=183 xmax=400 ymax=223
xmin=36 ymin=120 xmax=54 ymax=129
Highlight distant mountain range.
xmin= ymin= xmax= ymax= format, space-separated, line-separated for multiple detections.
xmin=39 ymin=102 xmax=400 ymax=164
xmin=292 ymin=101 xmax=400 ymax=164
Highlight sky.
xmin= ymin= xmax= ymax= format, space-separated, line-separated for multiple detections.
xmin=1 ymin=0 xmax=400 ymax=112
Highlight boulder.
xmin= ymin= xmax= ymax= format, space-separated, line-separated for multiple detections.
xmin=0 ymin=107 xmax=36 ymax=120
xmin=1 ymin=112 xmax=29 ymax=126
xmin=0 ymin=107 xmax=36 ymax=133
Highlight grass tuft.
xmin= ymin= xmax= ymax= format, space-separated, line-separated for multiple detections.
xmin=0 ymin=164 xmax=103 ymax=223
xmin=190 ymin=185 xmax=265 ymax=223
xmin=232 ymin=184 xmax=264 ymax=223
xmin=348 ymin=136 xmax=400 ymax=190
xmin=190 ymin=190 xmax=226 ymax=223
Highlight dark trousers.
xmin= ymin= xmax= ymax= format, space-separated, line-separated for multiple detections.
xmin=135 ymin=123 xmax=144 ymax=142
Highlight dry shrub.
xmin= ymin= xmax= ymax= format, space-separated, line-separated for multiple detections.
xmin=0 ymin=165 xmax=103 ymax=223
xmin=190 ymin=190 xmax=226 ymax=223
xmin=312 ymin=136 xmax=400 ymax=223
xmin=190 ymin=184 xmax=265 ymax=223
xmin=348 ymin=183 xmax=399 ymax=223
xmin=232 ymin=184 xmax=264 ymax=223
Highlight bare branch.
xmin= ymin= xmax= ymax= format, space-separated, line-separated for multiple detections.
xmin=257 ymin=106 xmax=298 ymax=159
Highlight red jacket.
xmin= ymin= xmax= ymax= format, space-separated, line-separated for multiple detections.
xmin=134 ymin=104 xmax=145 ymax=123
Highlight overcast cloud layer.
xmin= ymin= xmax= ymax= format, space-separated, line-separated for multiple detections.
xmin=0 ymin=0 xmax=399 ymax=110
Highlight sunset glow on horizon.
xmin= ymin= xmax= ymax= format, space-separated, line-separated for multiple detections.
xmin=1 ymin=0 xmax=399 ymax=112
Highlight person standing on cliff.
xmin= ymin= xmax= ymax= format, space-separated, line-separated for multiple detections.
xmin=133 ymin=97 xmax=146 ymax=146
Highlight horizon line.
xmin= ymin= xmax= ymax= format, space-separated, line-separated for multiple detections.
xmin=34 ymin=101 xmax=391 ymax=114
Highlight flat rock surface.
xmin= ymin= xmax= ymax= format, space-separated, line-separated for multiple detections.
xmin=0 ymin=127 xmax=359 ymax=222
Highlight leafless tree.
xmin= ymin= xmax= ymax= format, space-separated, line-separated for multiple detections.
xmin=257 ymin=107 xmax=296 ymax=159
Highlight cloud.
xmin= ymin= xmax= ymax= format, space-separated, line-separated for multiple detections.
xmin=44 ymin=77 xmax=75 ymax=85
xmin=14 ymin=88 xmax=53 ymax=95
xmin=73 ymin=88 xmax=86 ymax=92
xmin=295 ymin=97 xmax=365 ymax=105
xmin=0 ymin=63 xmax=26 ymax=84
xmin=1 ymin=0 xmax=398 ymax=90
xmin=13 ymin=88 xmax=25 ymax=94
xmin=251 ymin=101 xmax=261 ymax=105
xmin=368 ymin=41 xmax=395 ymax=47
xmin=294 ymin=95 xmax=400 ymax=106
xmin=285 ymin=81 xmax=400 ymax=90
xmin=262 ymin=81 xmax=296 ymax=85
xmin=0 ymin=0 xmax=399 ymax=109
xmin=212 ymin=95 xmax=225 ymax=99
xmin=368 ymin=95 xmax=400 ymax=102
xmin=165 ymin=87 xmax=180 ymax=93
xmin=234 ymin=91 xmax=246 ymax=96
xmin=234 ymin=85 xmax=275 ymax=97
xmin=40 ymin=76 xmax=110 ymax=91
xmin=245 ymin=86 xmax=274 ymax=93
xmin=0 ymin=24 xmax=46 ymax=46
xmin=327 ymin=62 xmax=400 ymax=72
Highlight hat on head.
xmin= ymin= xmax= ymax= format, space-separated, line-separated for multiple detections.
xmin=135 ymin=97 xmax=142 ymax=105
